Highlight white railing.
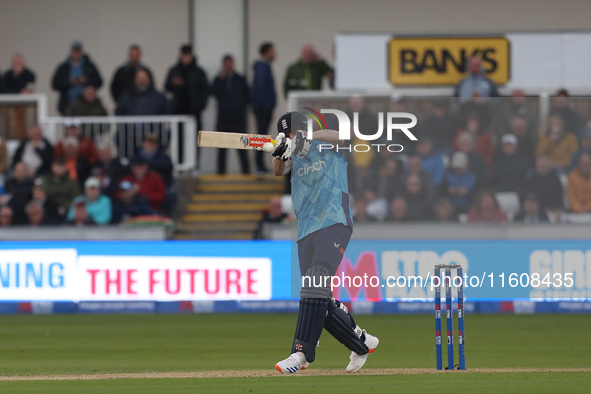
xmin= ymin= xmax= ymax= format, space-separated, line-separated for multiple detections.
xmin=42 ymin=115 xmax=197 ymax=173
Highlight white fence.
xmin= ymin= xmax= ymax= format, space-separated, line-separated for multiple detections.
xmin=42 ymin=115 xmax=197 ymax=173
xmin=0 ymin=94 xmax=197 ymax=173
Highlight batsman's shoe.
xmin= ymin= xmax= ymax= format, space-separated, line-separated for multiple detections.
xmin=275 ymin=352 xmax=309 ymax=374
xmin=346 ymin=330 xmax=379 ymax=373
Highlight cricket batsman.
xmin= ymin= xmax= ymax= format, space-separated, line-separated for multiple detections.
xmin=271 ymin=112 xmax=379 ymax=374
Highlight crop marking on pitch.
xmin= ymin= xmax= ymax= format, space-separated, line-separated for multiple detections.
xmin=1 ymin=368 xmax=591 ymax=381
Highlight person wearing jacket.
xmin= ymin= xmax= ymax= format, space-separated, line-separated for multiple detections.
xmin=165 ymin=44 xmax=209 ymax=122
xmin=110 ymin=44 xmax=154 ymax=104
xmin=567 ymin=152 xmax=591 ymax=213
xmin=54 ymin=118 xmax=98 ymax=164
xmin=251 ymin=42 xmax=277 ymax=173
xmin=12 ymin=126 xmax=54 ymax=176
xmin=118 ymin=156 xmax=166 ymax=212
xmin=283 ymin=44 xmax=333 ymax=98
xmin=42 ymin=158 xmax=80 ymax=217
xmin=535 ymin=112 xmax=578 ymax=169
xmin=111 ymin=180 xmax=155 ymax=224
xmin=65 ymin=84 xmax=108 ymax=117
xmin=66 ymin=176 xmax=112 ymax=225
xmin=133 ymin=134 xmax=173 ymax=187
xmin=3 ymin=54 xmax=35 ymax=94
xmin=492 ymin=134 xmax=529 ymax=193
xmin=454 ymin=56 xmax=499 ymax=101
xmin=212 ymin=54 xmax=250 ymax=174
xmin=51 ymin=41 xmax=103 ymax=115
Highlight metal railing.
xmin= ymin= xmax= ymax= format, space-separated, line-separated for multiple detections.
xmin=42 ymin=115 xmax=197 ymax=173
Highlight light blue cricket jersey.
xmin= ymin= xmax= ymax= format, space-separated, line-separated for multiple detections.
xmin=291 ymin=140 xmax=353 ymax=240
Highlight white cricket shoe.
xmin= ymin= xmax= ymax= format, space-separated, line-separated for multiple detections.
xmin=275 ymin=352 xmax=309 ymax=374
xmin=346 ymin=329 xmax=379 ymax=373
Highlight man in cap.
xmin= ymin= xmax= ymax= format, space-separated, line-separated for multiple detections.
xmin=51 ymin=41 xmax=103 ymax=114
xmin=271 ymin=112 xmax=379 ymax=375
xmin=66 ymin=176 xmax=112 ymax=225
xmin=112 ymin=180 xmax=155 ymax=224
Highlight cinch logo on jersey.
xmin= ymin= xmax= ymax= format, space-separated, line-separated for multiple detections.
xmin=302 ymin=107 xmax=417 ymax=153
xmin=297 ymin=159 xmax=326 ymax=176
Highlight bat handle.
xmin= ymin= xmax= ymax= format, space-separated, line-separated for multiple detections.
xmin=271 ymin=139 xmax=278 ymax=145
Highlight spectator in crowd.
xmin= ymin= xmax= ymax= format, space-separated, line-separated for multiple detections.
xmin=54 ymin=119 xmax=98 ymax=164
xmin=212 ymin=54 xmax=250 ymax=174
xmin=492 ymin=134 xmax=529 ymax=193
xmin=165 ymin=44 xmax=209 ymax=129
xmin=400 ymin=174 xmax=433 ymax=221
xmin=0 ymin=136 xmax=7 ymax=176
xmin=497 ymin=90 xmax=538 ymax=138
xmin=251 ymin=42 xmax=277 ymax=174
xmin=362 ymin=156 xmax=403 ymax=209
xmin=0 ymin=205 xmax=13 ymax=227
xmin=455 ymin=132 xmax=488 ymax=187
xmin=94 ymin=144 xmax=130 ymax=197
xmin=5 ymin=161 xmax=33 ymax=224
xmin=133 ymin=134 xmax=175 ymax=215
xmin=116 ymin=69 xmax=170 ymax=116
xmin=256 ymin=196 xmax=289 ymax=238
xmin=445 ymin=151 xmax=477 ymax=213
xmin=119 ymin=156 xmax=166 ymax=212
xmin=65 ymin=83 xmax=108 ymax=117
xmin=345 ymin=95 xmax=378 ymax=174
xmin=51 ymin=41 xmax=103 ymax=115
xmin=389 ymin=197 xmax=408 ymax=222
xmin=25 ymin=201 xmax=50 ymax=226
xmin=360 ymin=157 xmax=402 ymax=220
xmin=567 ymin=152 xmax=591 ymax=213
xmin=453 ymin=114 xmax=494 ymax=167
xmin=405 ymin=155 xmax=436 ymax=199
xmin=415 ymin=139 xmax=445 ymax=188
xmin=535 ymin=112 xmax=578 ymax=169
xmin=569 ymin=128 xmax=591 ymax=172
xmin=454 ymin=56 xmax=499 ymax=101
xmin=550 ymin=89 xmax=585 ymax=135
xmin=30 ymin=178 xmax=61 ymax=224
xmin=111 ymin=180 xmax=154 ymax=224
xmin=353 ymin=197 xmax=372 ymax=223
xmin=283 ymin=44 xmax=332 ymax=97
xmin=12 ymin=125 xmax=54 ymax=176
xmin=514 ymin=192 xmax=548 ymax=223
xmin=3 ymin=54 xmax=35 ymax=94
xmin=110 ymin=44 xmax=154 ymax=104
xmin=58 ymin=136 xmax=92 ymax=188
xmin=68 ymin=201 xmax=95 ymax=226
xmin=421 ymin=101 xmax=456 ymax=153
xmin=510 ymin=115 xmax=536 ymax=166
xmin=43 ymin=158 xmax=80 ymax=217
xmin=525 ymin=156 xmax=564 ymax=213
xmin=115 ymin=69 xmax=171 ymax=153
xmin=67 ymin=176 xmax=111 ymax=224
xmin=134 ymin=134 xmax=173 ymax=187
xmin=432 ymin=197 xmax=457 ymax=222
xmin=467 ymin=190 xmax=508 ymax=222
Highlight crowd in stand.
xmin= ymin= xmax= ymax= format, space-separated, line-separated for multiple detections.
xmin=347 ymin=60 xmax=591 ymax=223
xmin=1 ymin=42 xmax=591 ymax=227
xmin=0 ymin=126 xmax=173 ymax=227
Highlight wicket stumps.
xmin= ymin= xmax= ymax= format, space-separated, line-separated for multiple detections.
xmin=434 ymin=264 xmax=466 ymax=370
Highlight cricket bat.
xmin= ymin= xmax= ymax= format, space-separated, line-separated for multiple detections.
xmin=198 ymin=131 xmax=277 ymax=151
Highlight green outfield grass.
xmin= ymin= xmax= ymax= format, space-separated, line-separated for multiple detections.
xmin=0 ymin=313 xmax=590 ymax=393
